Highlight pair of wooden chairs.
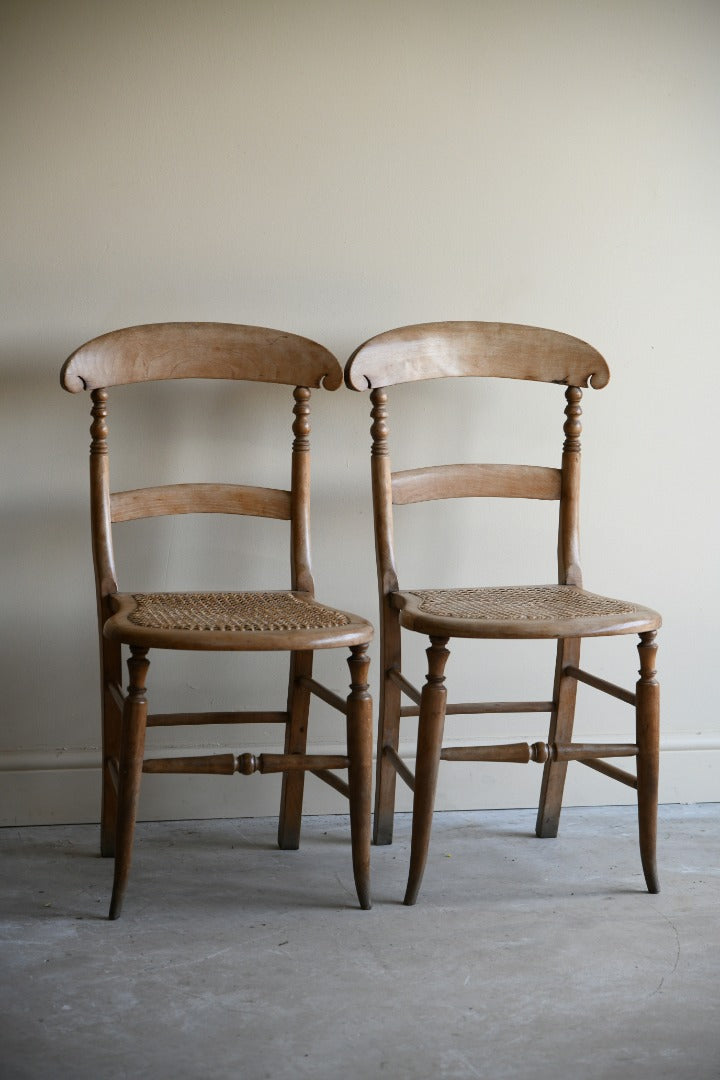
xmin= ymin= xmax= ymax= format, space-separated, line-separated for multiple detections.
xmin=62 ymin=321 xmax=660 ymax=918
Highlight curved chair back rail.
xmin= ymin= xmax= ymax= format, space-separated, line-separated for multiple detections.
xmin=61 ymin=321 xmax=343 ymax=392
xmin=345 ymin=321 xmax=610 ymax=391
xmin=110 ymin=484 xmax=292 ymax=523
xmin=391 ymin=464 xmax=562 ymax=506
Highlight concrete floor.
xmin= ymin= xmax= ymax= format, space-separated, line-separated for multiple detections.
xmin=1 ymin=805 xmax=719 ymax=1080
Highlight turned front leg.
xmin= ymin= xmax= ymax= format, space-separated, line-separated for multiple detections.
xmin=404 ymin=636 xmax=449 ymax=906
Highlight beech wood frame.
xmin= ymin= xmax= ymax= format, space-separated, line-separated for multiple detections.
xmin=62 ymin=323 xmax=373 ymax=917
xmin=345 ymin=321 xmax=661 ymax=905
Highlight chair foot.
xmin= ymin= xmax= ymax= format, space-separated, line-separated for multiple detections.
xmin=100 ymin=828 xmax=116 ymax=859
xmin=373 ymin=823 xmax=394 ymax=847
xmin=108 ymin=887 xmax=123 ymax=921
xmin=403 ymin=881 xmax=420 ymax=906
xmin=535 ymin=816 xmax=560 ymax=840
xmin=642 ymin=864 xmax=660 ymax=895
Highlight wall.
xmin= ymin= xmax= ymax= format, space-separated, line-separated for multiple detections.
xmin=2 ymin=0 xmax=718 ymax=825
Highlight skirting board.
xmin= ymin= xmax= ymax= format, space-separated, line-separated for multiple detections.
xmin=1 ymin=735 xmax=718 ymax=827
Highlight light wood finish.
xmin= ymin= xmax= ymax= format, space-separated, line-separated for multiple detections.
xmin=298 ymin=676 xmax=348 ymax=716
xmin=345 ymin=321 xmax=610 ymax=391
xmin=581 ymin=759 xmax=638 ymax=788
xmin=564 ymin=665 xmax=637 ymax=706
xmin=110 ymin=483 xmax=292 ymax=523
xmin=383 ymin=746 xmax=416 ymax=792
xmin=62 ymin=323 xmax=373 ymax=917
xmin=390 ymin=585 xmax=659 ymax=640
xmin=311 ymin=769 xmax=351 ymax=800
xmin=399 ymin=699 xmax=554 ymax=717
xmin=345 ymin=321 xmax=662 ymax=903
xmin=392 ymin=464 xmax=562 ymax=505
xmin=104 ymin=590 xmax=371 ymax=652
xmin=62 ymin=322 xmax=342 ymax=392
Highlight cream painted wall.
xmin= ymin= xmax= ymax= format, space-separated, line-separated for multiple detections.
xmin=1 ymin=0 xmax=718 ymax=825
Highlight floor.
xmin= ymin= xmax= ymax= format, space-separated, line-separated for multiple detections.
xmin=1 ymin=804 xmax=718 ymax=1080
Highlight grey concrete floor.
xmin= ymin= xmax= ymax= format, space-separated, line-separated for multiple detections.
xmin=1 ymin=804 xmax=719 ymax=1080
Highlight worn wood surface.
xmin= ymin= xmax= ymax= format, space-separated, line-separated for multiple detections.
xmin=392 ymin=463 xmax=562 ymax=505
xmin=63 ymin=323 xmax=373 ymax=916
xmin=62 ymin=322 xmax=342 ymax=392
xmin=346 ymin=321 xmax=610 ymax=390
xmin=345 ymin=321 xmax=661 ymax=903
xmin=110 ymin=483 xmax=292 ymax=522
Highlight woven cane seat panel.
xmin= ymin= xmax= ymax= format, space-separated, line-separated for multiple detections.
xmin=406 ymin=585 xmax=636 ymax=622
xmin=127 ymin=591 xmax=353 ymax=633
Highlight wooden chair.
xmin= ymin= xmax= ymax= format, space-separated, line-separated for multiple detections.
xmin=61 ymin=322 xmax=373 ymax=917
xmin=345 ymin=321 xmax=661 ymax=905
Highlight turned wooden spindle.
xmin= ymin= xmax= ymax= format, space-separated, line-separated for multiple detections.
xmin=292 ymin=385 xmax=311 ymax=452
xmin=290 ymin=386 xmax=313 ymax=598
xmin=90 ymin=388 xmax=109 ymax=454
xmin=370 ymin=387 xmax=389 ymax=457
xmin=238 ymin=753 xmax=257 ymax=775
xmin=88 ymin=388 xmax=116 ymax=593
xmin=563 ymin=385 xmax=582 ymax=453
xmin=636 ymin=630 xmax=660 ymax=893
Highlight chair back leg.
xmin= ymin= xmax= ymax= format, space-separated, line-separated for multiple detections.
xmin=278 ymin=650 xmax=313 ymax=850
xmin=636 ymin=631 xmax=660 ymax=893
xmin=373 ymin=611 xmax=402 ymax=845
xmin=536 ymin=637 xmax=581 ymax=837
xmin=100 ymin=638 xmax=122 ymax=857
xmin=109 ymin=647 xmax=150 ymax=920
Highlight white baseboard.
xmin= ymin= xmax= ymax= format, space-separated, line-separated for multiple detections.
xmin=1 ymin=734 xmax=717 ymax=827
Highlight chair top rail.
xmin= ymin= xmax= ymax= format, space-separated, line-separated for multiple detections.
xmin=61 ymin=322 xmax=342 ymax=393
xmin=345 ymin=321 xmax=610 ymax=390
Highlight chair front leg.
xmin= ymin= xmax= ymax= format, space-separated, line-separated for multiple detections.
xmin=536 ymin=636 xmax=581 ymax=838
xmin=373 ymin=605 xmax=402 ymax=845
xmin=404 ymin=636 xmax=449 ymax=906
xmin=637 ymin=631 xmax=660 ymax=893
xmin=109 ymin=646 xmax=149 ymax=920
xmin=346 ymin=645 xmax=373 ymax=909
xmin=278 ymin=650 xmax=313 ymax=850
